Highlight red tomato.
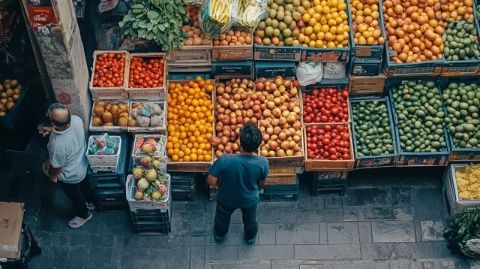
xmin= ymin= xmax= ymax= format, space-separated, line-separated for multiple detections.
xmin=128 ymin=56 xmax=165 ymax=88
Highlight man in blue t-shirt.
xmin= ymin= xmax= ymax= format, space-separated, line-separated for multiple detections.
xmin=207 ymin=124 xmax=269 ymax=244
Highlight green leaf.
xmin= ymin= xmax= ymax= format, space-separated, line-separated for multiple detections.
xmin=147 ymin=11 xmax=160 ymax=20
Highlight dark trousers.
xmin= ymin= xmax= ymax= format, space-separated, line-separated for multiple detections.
xmin=214 ymin=201 xmax=258 ymax=240
xmin=59 ymin=178 xmax=94 ymax=219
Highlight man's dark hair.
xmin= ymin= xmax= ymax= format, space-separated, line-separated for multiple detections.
xmin=239 ymin=124 xmax=262 ymax=153
xmin=48 ymin=103 xmax=71 ymax=128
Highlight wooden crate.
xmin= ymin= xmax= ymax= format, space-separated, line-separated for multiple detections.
xmin=126 ymin=53 xmax=167 ymax=100
xmin=304 ymin=123 xmax=355 ymax=171
xmin=349 ymin=75 xmax=386 ymax=95
xmin=89 ymin=50 xmax=129 ymax=100
xmin=165 ymin=79 xmax=215 ymax=172
xmin=167 ymin=44 xmax=212 ymax=66
xmin=212 ymin=44 xmax=253 ymax=61
xmin=127 ymin=100 xmax=167 ymax=134
xmin=89 ymin=100 xmax=130 ymax=133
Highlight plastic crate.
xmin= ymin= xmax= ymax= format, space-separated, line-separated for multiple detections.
xmin=388 ymin=78 xmax=450 ymax=166
xmin=444 ymin=164 xmax=480 ymax=215
xmin=437 ymin=77 xmax=480 ymax=162
xmin=261 ymin=176 xmax=300 ymax=202
xmin=350 ymin=97 xmax=398 ymax=169
xmin=301 ymin=77 xmax=350 ymax=93
xmin=253 ymin=45 xmax=302 ymax=61
xmin=0 ymin=79 xmax=29 ymax=129
xmin=126 ymin=175 xmax=170 ymax=213
xmin=311 ymin=171 xmax=348 ymax=196
xmin=86 ymin=135 xmax=122 ymax=173
xmin=212 ymin=61 xmax=253 ymax=78
xmin=351 ymin=59 xmax=382 ymax=76
xmin=379 ymin=1 xmax=442 ymax=77
xmin=254 ymin=61 xmax=296 ymax=79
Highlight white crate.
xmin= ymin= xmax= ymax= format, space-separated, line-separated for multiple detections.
xmin=86 ymin=135 xmax=122 ymax=173
xmin=444 ymin=164 xmax=480 ymax=215
xmin=132 ymin=134 xmax=167 ymax=159
xmin=126 ymin=175 xmax=170 ymax=213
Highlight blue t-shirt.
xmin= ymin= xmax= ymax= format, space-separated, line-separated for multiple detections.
xmin=208 ymin=154 xmax=269 ymax=209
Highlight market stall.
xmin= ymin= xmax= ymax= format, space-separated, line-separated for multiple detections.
xmin=82 ymin=0 xmax=480 ymax=234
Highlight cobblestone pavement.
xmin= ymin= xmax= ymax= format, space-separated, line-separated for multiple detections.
xmin=1 ymin=151 xmax=476 ymax=269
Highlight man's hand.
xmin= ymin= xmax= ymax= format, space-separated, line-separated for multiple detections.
xmin=42 ymin=161 xmax=58 ymax=183
xmin=207 ymin=174 xmax=219 ymax=189
xmin=38 ymin=124 xmax=53 ymax=137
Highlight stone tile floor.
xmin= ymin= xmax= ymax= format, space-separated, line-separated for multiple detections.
xmin=1 ymin=141 xmax=477 ymax=269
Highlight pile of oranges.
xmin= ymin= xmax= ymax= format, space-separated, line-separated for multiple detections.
xmin=166 ymin=77 xmax=214 ymax=162
xmin=298 ymin=0 xmax=350 ymax=48
xmin=351 ymin=0 xmax=385 ymax=45
xmin=383 ymin=0 xmax=475 ymax=63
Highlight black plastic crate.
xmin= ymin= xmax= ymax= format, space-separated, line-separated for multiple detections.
xmin=261 ymin=177 xmax=300 ymax=202
xmin=311 ymin=171 xmax=348 ymax=196
xmin=170 ymin=172 xmax=196 ymax=201
xmin=132 ymin=223 xmax=171 ymax=234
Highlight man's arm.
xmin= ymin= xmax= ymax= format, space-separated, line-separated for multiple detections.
xmin=207 ymin=175 xmax=219 ymax=188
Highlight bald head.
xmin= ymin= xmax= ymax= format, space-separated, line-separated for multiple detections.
xmin=48 ymin=103 xmax=71 ymax=128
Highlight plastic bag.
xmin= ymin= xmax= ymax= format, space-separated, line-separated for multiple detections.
xmin=88 ymin=133 xmax=119 ymax=155
xmin=236 ymin=0 xmax=267 ymax=31
xmin=296 ymin=62 xmax=323 ymax=86
xmin=200 ymin=0 xmax=239 ymax=37
xmin=323 ymin=62 xmax=346 ymax=79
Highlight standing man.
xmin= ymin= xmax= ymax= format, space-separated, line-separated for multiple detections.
xmin=207 ymin=124 xmax=269 ymax=244
xmin=41 ymin=103 xmax=94 ymax=229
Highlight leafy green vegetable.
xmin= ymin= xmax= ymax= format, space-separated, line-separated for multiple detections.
xmin=444 ymin=209 xmax=480 ymax=258
xmin=119 ymin=0 xmax=188 ymax=52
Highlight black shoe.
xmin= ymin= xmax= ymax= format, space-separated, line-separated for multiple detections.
xmin=213 ymin=231 xmax=225 ymax=242
xmin=245 ymin=237 xmax=256 ymax=245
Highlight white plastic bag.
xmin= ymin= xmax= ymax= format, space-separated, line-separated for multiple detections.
xmin=296 ymin=62 xmax=323 ymax=86
xmin=323 ymin=62 xmax=346 ymax=79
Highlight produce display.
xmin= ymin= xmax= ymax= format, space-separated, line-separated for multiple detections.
xmin=212 ymin=78 xmax=261 ymax=157
xmin=303 ymin=87 xmax=349 ymax=123
xmin=0 ymin=79 xmax=22 ymax=117
xmin=391 ymin=81 xmax=447 ymax=152
xmin=119 ymin=0 xmax=188 ymax=51
xmin=88 ymin=133 xmax=120 ymax=155
xmin=237 ymin=0 xmax=268 ymax=31
xmin=200 ymin=0 xmax=238 ymax=37
xmin=455 ymin=164 xmax=480 ymax=200
xmin=351 ymin=0 xmax=384 ymax=45
xmin=255 ymin=0 xmax=350 ymax=48
xmin=128 ymin=56 xmax=165 ymax=88
xmin=167 ymin=78 xmax=214 ymax=162
xmin=442 ymin=82 xmax=480 ymax=149
xmin=443 ymin=21 xmax=480 ymax=61
xmin=134 ymin=136 xmax=167 ymax=157
xmin=383 ymin=0 xmax=475 ymax=63
xmin=352 ymin=100 xmax=395 ymax=156
xmin=213 ymin=29 xmax=253 ymax=46
xmin=256 ymin=77 xmax=303 ymax=157
xmin=183 ymin=5 xmax=212 ymax=46
xmin=91 ymin=101 xmax=132 ymax=127
xmin=130 ymin=101 xmax=165 ymax=128
xmin=131 ymin=158 xmax=169 ymax=201
xmin=92 ymin=52 xmax=125 ymax=88
xmin=444 ymin=209 xmax=480 ymax=259
xmin=305 ymin=124 xmax=352 ymax=160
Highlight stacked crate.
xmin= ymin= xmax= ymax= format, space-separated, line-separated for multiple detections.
xmin=170 ymin=172 xmax=196 ymax=201
xmin=126 ymin=174 xmax=172 ymax=234
xmin=87 ymin=134 xmax=127 ymax=211
xmin=261 ymin=167 xmax=301 ymax=201
xmin=310 ymin=171 xmax=348 ymax=196
xmin=130 ymin=205 xmax=172 ymax=234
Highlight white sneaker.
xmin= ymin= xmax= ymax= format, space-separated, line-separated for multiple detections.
xmin=68 ymin=211 xmax=93 ymax=229
xmin=86 ymin=202 xmax=95 ymax=211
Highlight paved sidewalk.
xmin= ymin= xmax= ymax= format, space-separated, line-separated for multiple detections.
xmin=12 ymin=167 xmax=473 ymax=269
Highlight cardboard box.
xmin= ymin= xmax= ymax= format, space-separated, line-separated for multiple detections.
xmin=349 ymin=75 xmax=386 ymax=95
xmin=0 ymin=202 xmax=24 ymax=259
